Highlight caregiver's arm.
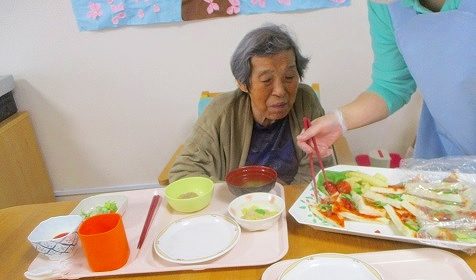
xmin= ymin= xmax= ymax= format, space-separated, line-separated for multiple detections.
xmin=297 ymin=92 xmax=388 ymax=155
xmin=297 ymin=1 xmax=416 ymax=155
xmin=345 ymin=1 xmax=418 ymax=125
xmin=340 ymin=91 xmax=388 ymax=130
xmin=366 ymin=1 xmax=416 ymax=115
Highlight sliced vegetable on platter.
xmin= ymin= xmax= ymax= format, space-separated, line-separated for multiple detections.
xmin=307 ymin=170 xmax=476 ymax=244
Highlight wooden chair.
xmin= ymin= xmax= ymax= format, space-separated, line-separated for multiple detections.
xmin=158 ymin=83 xmax=355 ymax=186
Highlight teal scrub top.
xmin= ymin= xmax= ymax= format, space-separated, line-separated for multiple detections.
xmin=366 ymin=0 xmax=461 ymax=114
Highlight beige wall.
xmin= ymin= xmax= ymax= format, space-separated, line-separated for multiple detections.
xmin=0 ymin=1 xmax=421 ymax=194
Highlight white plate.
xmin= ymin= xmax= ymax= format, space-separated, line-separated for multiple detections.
xmin=288 ymin=165 xmax=476 ymax=252
xmin=154 ymin=214 xmax=241 ymax=264
xmin=279 ymin=253 xmax=383 ymax=280
xmin=263 ymin=248 xmax=476 ymax=280
xmin=70 ymin=194 xmax=128 ymax=218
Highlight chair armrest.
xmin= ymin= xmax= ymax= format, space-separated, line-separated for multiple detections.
xmin=333 ymin=136 xmax=355 ymax=165
xmin=158 ymin=144 xmax=184 ymax=186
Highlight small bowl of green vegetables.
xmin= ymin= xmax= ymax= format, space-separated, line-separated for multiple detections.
xmin=70 ymin=194 xmax=128 ymax=219
xmin=228 ymin=192 xmax=284 ymax=231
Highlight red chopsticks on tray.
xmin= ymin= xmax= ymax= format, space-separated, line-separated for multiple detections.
xmin=303 ymin=117 xmax=328 ymax=203
xmin=137 ymin=192 xmax=161 ymax=250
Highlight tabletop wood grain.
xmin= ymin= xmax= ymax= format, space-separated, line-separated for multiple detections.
xmin=1 ymin=185 xmax=474 ymax=279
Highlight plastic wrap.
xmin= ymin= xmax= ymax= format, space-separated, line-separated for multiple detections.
xmin=400 ymin=156 xmax=476 ymax=254
xmin=401 ymin=156 xmax=476 ymax=174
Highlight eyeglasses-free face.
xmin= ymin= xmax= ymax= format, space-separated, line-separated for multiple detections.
xmin=239 ymin=49 xmax=299 ymax=127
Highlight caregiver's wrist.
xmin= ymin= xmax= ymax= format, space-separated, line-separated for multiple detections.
xmin=333 ymin=109 xmax=348 ymax=133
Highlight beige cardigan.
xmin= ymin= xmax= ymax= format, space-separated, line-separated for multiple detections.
xmin=169 ymin=84 xmax=334 ymax=184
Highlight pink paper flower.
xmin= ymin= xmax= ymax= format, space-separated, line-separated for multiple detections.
xmin=278 ymin=0 xmax=291 ymax=5
xmin=226 ymin=0 xmax=240 ymax=15
xmin=251 ymin=0 xmax=266 ymax=8
xmin=87 ymin=2 xmax=103 ymax=19
xmin=137 ymin=9 xmax=145 ymax=18
xmin=112 ymin=11 xmax=126 ymax=24
xmin=153 ymin=4 xmax=161 ymax=13
xmin=204 ymin=0 xmax=219 ymax=14
xmin=111 ymin=3 xmax=124 ymax=13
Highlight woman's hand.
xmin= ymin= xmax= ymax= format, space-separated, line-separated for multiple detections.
xmin=297 ymin=111 xmax=345 ymax=157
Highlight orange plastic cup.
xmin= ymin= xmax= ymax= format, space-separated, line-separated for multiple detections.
xmin=78 ymin=213 xmax=130 ymax=272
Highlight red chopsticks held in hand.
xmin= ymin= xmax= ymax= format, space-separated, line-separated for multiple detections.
xmin=137 ymin=192 xmax=161 ymax=251
xmin=303 ymin=117 xmax=328 ymax=203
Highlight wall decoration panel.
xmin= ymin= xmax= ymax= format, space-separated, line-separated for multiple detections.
xmin=71 ymin=0 xmax=350 ymax=31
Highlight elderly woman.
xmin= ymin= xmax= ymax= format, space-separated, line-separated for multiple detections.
xmin=169 ymin=24 xmax=333 ymax=184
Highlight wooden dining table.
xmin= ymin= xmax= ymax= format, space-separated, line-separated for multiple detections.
xmin=1 ymin=185 xmax=475 ymax=279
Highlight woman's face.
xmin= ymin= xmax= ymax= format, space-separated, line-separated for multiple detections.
xmin=239 ymin=50 xmax=299 ymax=126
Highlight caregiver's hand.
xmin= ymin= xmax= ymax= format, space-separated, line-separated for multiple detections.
xmin=297 ymin=110 xmax=346 ymax=157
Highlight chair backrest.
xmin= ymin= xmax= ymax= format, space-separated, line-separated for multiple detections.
xmin=198 ymin=91 xmax=222 ymax=116
xmin=197 ymin=83 xmax=321 ymax=117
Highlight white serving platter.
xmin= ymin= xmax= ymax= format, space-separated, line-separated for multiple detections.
xmin=154 ymin=214 xmax=241 ymax=264
xmin=288 ymin=165 xmax=476 ymax=253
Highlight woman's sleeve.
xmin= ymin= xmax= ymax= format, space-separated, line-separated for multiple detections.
xmin=168 ymin=121 xmax=221 ymax=183
xmin=367 ymin=1 xmax=417 ymax=114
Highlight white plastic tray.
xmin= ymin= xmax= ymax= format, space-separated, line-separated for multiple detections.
xmin=27 ymin=183 xmax=288 ymax=279
xmin=262 ymin=248 xmax=476 ymax=280
xmin=289 ymin=165 xmax=476 ymax=252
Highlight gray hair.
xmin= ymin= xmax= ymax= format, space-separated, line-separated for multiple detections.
xmin=230 ymin=24 xmax=309 ymax=90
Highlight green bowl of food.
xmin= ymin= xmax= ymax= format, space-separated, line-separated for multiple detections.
xmin=227 ymin=192 xmax=284 ymax=231
xmin=165 ymin=177 xmax=214 ymax=213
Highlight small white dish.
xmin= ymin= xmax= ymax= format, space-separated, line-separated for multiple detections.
xmin=228 ymin=192 xmax=284 ymax=231
xmin=27 ymin=215 xmax=83 ymax=261
xmin=70 ymin=194 xmax=127 ymax=218
xmin=154 ymin=214 xmax=241 ymax=264
xmin=279 ymin=253 xmax=383 ymax=280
